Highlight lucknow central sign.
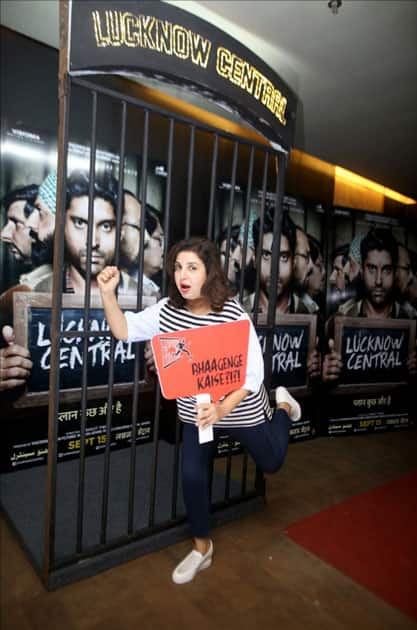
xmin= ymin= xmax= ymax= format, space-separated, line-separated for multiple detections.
xmin=68 ymin=0 xmax=297 ymax=149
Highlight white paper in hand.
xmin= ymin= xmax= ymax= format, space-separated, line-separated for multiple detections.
xmin=196 ymin=394 xmax=214 ymax=444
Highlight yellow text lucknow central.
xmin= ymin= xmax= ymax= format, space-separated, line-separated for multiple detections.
xmin=91 ymin=10 xmax=288 ymax=125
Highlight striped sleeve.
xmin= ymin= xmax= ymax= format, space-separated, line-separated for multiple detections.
xmin=239 ymin=311 xmax=264 ymax=393
xmin=125 ymin=298 xmax=168 ymax=342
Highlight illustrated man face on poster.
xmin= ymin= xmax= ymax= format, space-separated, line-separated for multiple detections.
xmin=259 ymin=231 xmax=293 ymax=306
xmin=347 ymin=235 xmax=363 ymax=285
xmin=407 ymin=251 xmax=417 ymax=308
xmin=396 ymin=244 xmax=413 ymax=298
xmin=0 ymin=171 xmax=137 ymax=393
xmin=1 ymin=184 xmax=38 ymax=264
xmin=306 ymin=234 xmax=325 ymax=301
xmin=65 ymin=197 xmax=116 ymax=279
xmin=144 ymin=213 xmax=164 ymax=279
xmin=218 ymin=225 xmax=245 ymax=293
xmin=120 ymin=192 xmax=141 ymax=267
xmin=26 ymin=171 xmax=57 ymax=267
xmin=28 ymin=171 xmax=126 ymax=295
xmin=293 ymin=227 xmax=314 ymax=291
xmin=308 ymin=252 xmax=325 ymax=296
xmin=32 ymin=194 xmax=55 ymax=241
xmin=246 ymin=209 xmax=296 ymax=315
xmin=120 ymin=191 xmax=164 ymax=286
xmin=245 ymin=209 xmax=321 ymax=380
xmin=360 ymin=230 xmax=397 ymax=315
xmin=323 ymin=228 xmax=416 ymax=383
xmin=329 ymin=246 xmax=349 ymax=294
xmin=63 ymin=171 xmax=119 ymax=293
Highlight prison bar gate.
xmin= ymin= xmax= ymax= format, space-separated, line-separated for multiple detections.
xmin=28 ymin=73 xmax=288 ymax=589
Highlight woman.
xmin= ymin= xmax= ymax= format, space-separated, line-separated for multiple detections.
xmin=97 ymin=237 xmax=301 ymax=584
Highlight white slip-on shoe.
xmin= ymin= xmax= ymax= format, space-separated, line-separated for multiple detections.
xmin=172 ymin=540 xmax=213 ymax=584
xmin=275 ymin=386 xmax=302 ymax=422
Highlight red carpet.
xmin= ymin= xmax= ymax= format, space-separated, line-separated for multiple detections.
xmin=285 ymin=469 xmax=417 ymax=621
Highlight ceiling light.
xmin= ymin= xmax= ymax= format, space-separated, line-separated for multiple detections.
xmin=335 ymin=166 xmax=416 ymax=205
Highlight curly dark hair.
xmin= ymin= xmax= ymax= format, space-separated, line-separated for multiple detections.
xmin=252 ymin=208 xmax=296 ymax=255
xmin=2 ymin=184 xmax=38 ymax=218
xmin=166 ymin=237 xmax=234 ymax=311
xmin=66 ymin=171 xmax=119 ymax=212
xmin=360 ymin=228 xmax=399 ymax=268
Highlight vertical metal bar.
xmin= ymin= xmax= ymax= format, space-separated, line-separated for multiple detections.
xmin=240 ymin=452 xmax=249 ymax=496
xmin=252 ymin=151 xmax=270 ymax=325
xmin=83 ymin=92 xmax=98 ymax=304
xmin=170 ymin=412 xmax=181 ymax=519
xmin=223 ymin=141 xmax=239 ymax=274
xmin=137 ymin=111 xmax=165 ymax=529
xmin=114 ymin=101 xmax=127 ymax=264
xmin=42 ymin=71 xmax=71 ymax=584
xmin=206 ymin=135 xmax=220 ymax=504
xmin=161 ymin=118 xmax=174 ymax=297
xmin=127 ymin=357 xmax=141 ymax=535
xmin=254 ymin=467 xmax=266 ymax=497
xmin=100 ymin=99 xmax=128 ymax=545
xmin=208 ymin=456 xmax=214 ymax=504
xmin=135 ymin=109 xmax=149 ymax=307
xmin=143 ymin=110 xmax=161 ymax=528
xmin=207 ymin=133 xmax=218 ymax=239
xmin=126 ymin=107 xmax=158 ymax=530
xmin=236 ymin=146 xmax=255 ymax=494
xmin=224 ymin=438 xmax=233 ymax=501
xmin=100 ymin=354 xmax=116 ymax=544
xmin=126 ymin=109 xmax=149 ymax=533
xmin=264 ymin=152 xmax=287 ymax=385
xmin=144 ymin=109 xmax=161 ymax=527
xmin=238 ymin=146 xmax=255 ymax=301
xmin=223 ymin=141 xmax=239 ymax=494
xmin=148 ymin=387 xmax=162 ymax=527
xmin=184 ymin=125 xmax=195 ymax=238
xmin=76 ymin=88 xmax=98 ymax=553
xmin=114 ymin=102 xmax=137 ymax=535
xmin=127 ymin=108 xmax=149 ymax=534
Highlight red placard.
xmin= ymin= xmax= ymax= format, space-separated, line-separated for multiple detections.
xmin=151 ymin=319 xmax=250 ymax=401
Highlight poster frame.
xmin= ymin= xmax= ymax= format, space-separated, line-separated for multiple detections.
xmin=334 ymin=316 xmax=416 ymax=394
xmin=13 ymin=291 xmax=154 ymax=407
xmin=255 ymin=313 xmax=317 ymax=396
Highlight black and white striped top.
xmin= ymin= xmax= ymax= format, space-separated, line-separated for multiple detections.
xmin=125 ymin=298 xmax=272 ymax=428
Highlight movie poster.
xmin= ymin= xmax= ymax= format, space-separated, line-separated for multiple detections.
xmin=0 ymin=123 xmax=166 ymax=471
xmin=322 ymin=207 xmax=417 ymax=434
xmin=215 ymin=189 xmax=326 ymax=442
xmin=2 ymin=29 xmax=416 ymax=474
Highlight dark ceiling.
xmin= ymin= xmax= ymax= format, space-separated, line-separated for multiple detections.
xmin=2 ymin=0 xmax=416 ymax=199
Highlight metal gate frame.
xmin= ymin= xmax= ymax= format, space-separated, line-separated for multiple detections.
xmin=31 ymin=69 xmax=288 ymax=589
xmin=12 ymin=0 xmax=289 ymax=586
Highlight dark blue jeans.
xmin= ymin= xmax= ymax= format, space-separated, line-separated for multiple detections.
xmin=181 ymin=409 xmax=292 ymax=538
